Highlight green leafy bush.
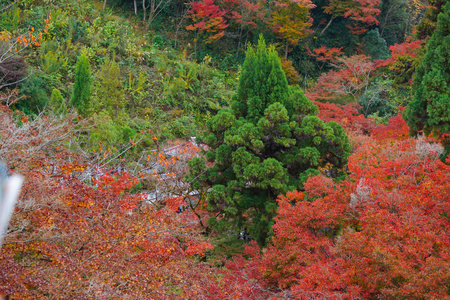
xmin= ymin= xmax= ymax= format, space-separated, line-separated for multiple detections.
xmin=16 ymin=73 xmax=50 ymax=116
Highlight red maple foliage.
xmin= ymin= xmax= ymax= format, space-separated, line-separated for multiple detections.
xmin=371 ymin=107 xmax=410 ymax=141
xmin=0 ymin=106 xmax=214 ymax=299
xmin=307 ymin=55 xmax=377 ymax=102
xmin=219 ymin=119 xmax=450 ymax=299
xmin=376 ymin=40 xmax=423 ymax=68
xmin=375 ymin=39 xmax=423 ymax=85
xmin=219 ymin=0 xmax=262 ymax=28
xmin=1 ymin=169 xmax=214 ymax=298
xmin=310 ymin=45 xmax=343 ymax=63
xmin=186 ymin=0 xmax=229 ymax=44
xmin=323 ymin=0 xmax=381 ymax=35
xmin=315 ymin=101 xmax=376 ymax=134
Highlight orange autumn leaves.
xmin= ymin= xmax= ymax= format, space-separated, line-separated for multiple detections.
xmin=0 ymin=106 xmax=214 ymax=298
xmin=221 ymin=113 xmax=450 ymax=299
xmin=1 ymin=13 xmax=50 ymax=56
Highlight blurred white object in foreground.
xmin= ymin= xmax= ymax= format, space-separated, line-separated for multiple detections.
xmin=0 ymin=164 xmax=23 ymax=247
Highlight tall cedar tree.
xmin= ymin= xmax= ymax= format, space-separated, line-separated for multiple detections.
xmin=404 ymin=2 xmax=450 ymax=150
xmin=71 ymin=53 xmax=91 ymax=117
xmin=190 ymin=36 xmax=351 ymax=245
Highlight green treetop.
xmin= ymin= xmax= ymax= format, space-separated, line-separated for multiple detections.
xmin=232 ymin=36 xmax=290 ymax=122
xmin=189 ymin=36 xmax=351 ymax=246
xmin=49 ymin=88 xmax=67 ymax=115
xmin=404 ymin=2 xmax=450 ymax=149
xmin=71 ymin=53 xmax=92 ymax=117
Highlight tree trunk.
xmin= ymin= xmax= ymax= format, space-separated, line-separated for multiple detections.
xmin=320 ymin=16 xmax=334 ymax=35
xmin=285 ymin=40 xmax=288 ymax=59
xmin=175 ymin=8 xmax=189 ymax=48
xmin=134 ymin=0 xmax=137 ymax=15
xmin=103 ymin=0 xmax=107 ymax=10
xmin=144 ymin=1 xmax=156 ymax=32
xmin=194 ymin=32 xmax=198 ymax=59
xmin=236 ymin=2 xmax=245 ymax=60
xmin=143 ymin=0 xmax=147 ymax=29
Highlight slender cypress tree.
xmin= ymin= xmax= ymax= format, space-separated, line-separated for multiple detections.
xmin=71 ymin=53 xmax=91 ymax=117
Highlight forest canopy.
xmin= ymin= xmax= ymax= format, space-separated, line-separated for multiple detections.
xmin=0 ymin=0 xmax=449 ymax=298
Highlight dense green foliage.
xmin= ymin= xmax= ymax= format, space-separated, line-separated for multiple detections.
xmin=70 ymin=53 xmax=92 ymax=117
xmin=195 ymin=37 xmax=351 ymax=245
xmin=94 ymin=57 xmax=125 ymax=121
xmin=16 ymin=73 xmax=50 ymax=115
xmin=377 ymin=0 xmax=410 ymax=46
xmin=362 ymin=29 xmax=389 ymax=60
xmin=416 ymin=0 xmax=447 ymax=39
xmin=404 ymin=3 xmax=450 ymax=147
xmin=49 ymin=88 xmax=67 ymax=115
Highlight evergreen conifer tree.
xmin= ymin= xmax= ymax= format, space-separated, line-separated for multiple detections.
xmin=362 ymin=28 xmax=390 ymax=60
xmin=71 ymin=53 xmax=91 ymax=117
xmin=232 ymin=37 xmax=290 ymax=122
xmin=404 ymin=2 xmax=450 ymax=150
xmin=189 ymin=36 xmax=351 ymax=245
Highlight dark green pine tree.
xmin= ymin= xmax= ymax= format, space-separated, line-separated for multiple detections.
xmin=71 ymin=53 xmax=91 ymax=117
xmin=188 ymin=36 xmax=351 ymax=246
xmin=404 ymin=2 xmax=450 ymax=151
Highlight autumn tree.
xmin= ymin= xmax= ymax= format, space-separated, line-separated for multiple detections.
xmin=271 ymin=0 xmax=314 ymax=58
xmin=320 ymin=0 xmax=381 ymax=35
xmin=267 ymin=138 xmax=449 ymax=298
xmin=316 ymin=101 xmax=376 ymax=134
xmin=70 ymin=52 xmax=91 ymax=117
xmin=0 ymin=102 xmax=215 ymax=298
xmin=193 ymin=36 xmax=351 ymax=245
xmin=376 ymin=39 xmax=423 ymax=86
xmin=0 ymin=169 xmax=214 ymax=298
xmin=186 ymin=0 xmax=228 ymax=56
xmin=404 ymin=2 xmax=450 ymax=150
xmin=224 ymin=114 xmax=450 ymax=299
xmin=219 ymin=0 xmax=263 ymax=59
xmin=309 ymin=45 xmax=343 ymax=66
xmin=307 ymin=54 xmax=376 ymax=102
